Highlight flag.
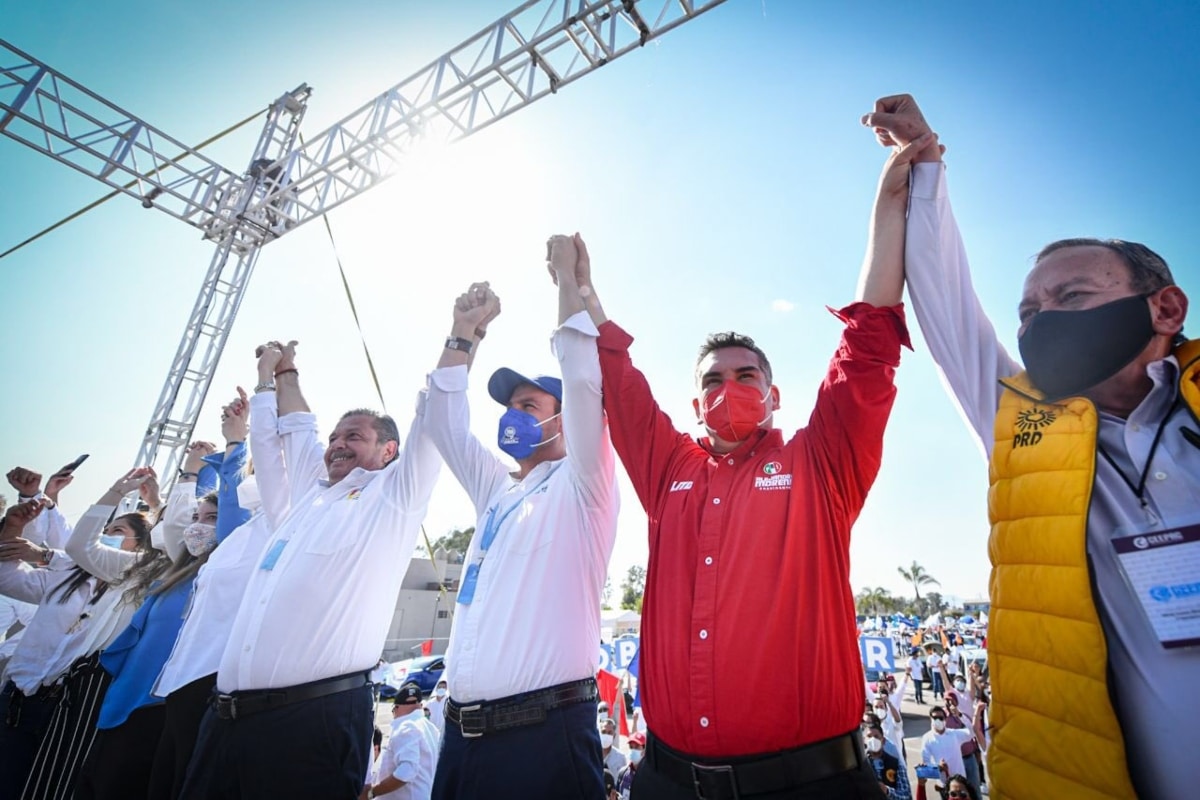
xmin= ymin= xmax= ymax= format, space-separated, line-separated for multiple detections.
xmin=420 ymin=639 xmax=433 ymax=657
xmin=627 ymin=642 xmax=641 ymax=709
xmin=595 ymin=668 xmax=628 ymax=737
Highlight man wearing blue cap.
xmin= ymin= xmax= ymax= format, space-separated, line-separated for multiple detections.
xmin=425 ymin=247 xmax=620 ymax=800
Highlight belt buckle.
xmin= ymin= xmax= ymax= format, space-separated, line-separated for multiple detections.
xmin=457 ymin=703 xmax=485 ymax=738
xmin=215 ymin=693 xmax=237 ymax=720
xmin=691 ymin=762 xmax=739 ymax=800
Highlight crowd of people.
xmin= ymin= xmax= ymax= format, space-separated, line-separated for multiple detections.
xmin=0 ymin=90 xmax=1194 ymax=800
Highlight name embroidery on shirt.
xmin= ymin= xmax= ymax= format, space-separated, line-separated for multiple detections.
xmin=1012 ymin=407 xmax=1056 ymax=449
xmin=754 ymin=462 xmax=792 ymax=490
xmin=346 ymin=488 xmax=363 ymax=501
xmin=669 ymin=481 xmax=694 ymax=492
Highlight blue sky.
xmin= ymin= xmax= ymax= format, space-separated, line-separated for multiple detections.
xmin=3 ymin=0 xmax=1198 ymax=603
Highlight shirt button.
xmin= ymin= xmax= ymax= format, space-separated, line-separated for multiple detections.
xmin=700 ymin=716 xmax=709 ymax=728
xmin=713 ymin=498 xmax=721 ymax=505
xmin=699 ymin=629 xmax=708 ymax=640
xmin=1154 ymin=471 xmax=1167 ymax=480
xmin=1131 ymin=423 xmax=1141 ymax=432
xmin=243 ymin=645 xmax=251 ymax=652
xmin=704 ymin=556 xmax=713 ymax=566
xmin=727 ymin=459 xmax=734 ymax=465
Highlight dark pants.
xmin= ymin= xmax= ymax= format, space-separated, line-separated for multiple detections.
xmin=21 ymin=652 xmax=111 ymax=800
xmin=75 ymin=703 xmax=166 ymax=800
xmin=931 ymin=672 xmax=944 ymax=699
xmin=432 ymin=700 xmax=604 ymax=800
xmin=147 ymin=673 xmax=216 ymax=800
xmin=630 ymin=733 xmax=887 ymax=800
xmin=179 ymin=683 xmax=373 ymax=800
xmin=0 ymin=681 xmax=60 ymax=800
xmin=913 ymin=676 xmax=925 ymax=704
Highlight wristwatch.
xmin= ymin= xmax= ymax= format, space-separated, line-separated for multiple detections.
xmin=254 ymin=380 xmax=276 ymax=393
xmin=366 ymin=788 xmax=376 ymax=799
xmin=444 ymin=336 xmax=474 ymax=354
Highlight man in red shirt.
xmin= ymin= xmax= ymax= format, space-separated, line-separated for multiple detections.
xmin=557 ymin=128 xmax=939 ymax=798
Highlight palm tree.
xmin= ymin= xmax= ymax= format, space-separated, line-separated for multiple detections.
xmin=856 ymin=586 xmax=893 ymax=617
xmin=898 ymin=561 xmax=940 ymax=602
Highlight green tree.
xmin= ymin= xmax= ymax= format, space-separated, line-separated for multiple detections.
xmin=897 ymin=561 xmax=940 ymax=602
xmin=621 ymin=565 xmax=646 ymax=611
xmin=855 ymin=586 xmax=894 ymax=617
xmin=430 ymin=527 xmax=475 ymax=563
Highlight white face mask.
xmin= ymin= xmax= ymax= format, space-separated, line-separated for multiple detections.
xmin=149 ymin=520 xmax=167 ymax=552
xmin=629 ymin=749 xmax=643 ymax=765
xmin=874 ymin=707 xmax=889 ymax=721
xmin=599 ymin=733 xmax=613 ymax=749
xmin=865 ymin=737 xmax=883 ymax=754
xmin=435 ymin=687 xmax=447 ymax=698
xmin=932 ymin=720 xmax=946 ymax=733
xmin=954 ymin=680 xmax=966 ymax=692
xmin=236 ymin=476 xmax=262 ymax=513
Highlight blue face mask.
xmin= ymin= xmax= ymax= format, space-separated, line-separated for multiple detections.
xmin=99 ymin=533 xmax=125 ymax=549
xmin=496 ymin=408 xmax=561 ymax=460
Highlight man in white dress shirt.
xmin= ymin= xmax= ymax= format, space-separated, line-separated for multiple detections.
xmin=366 ymin=685 xmax=439 ymax=800
xmin=180 ymin=341 xmax=442 ymax=800
xmin=426 ymin=235 xmax=620 ymax=800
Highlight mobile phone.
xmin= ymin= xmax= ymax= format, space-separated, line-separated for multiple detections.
xmin=915 ymin=764 xmax=942 ymax=780
xmin=58 ymin=454 xmax=89 ymax=474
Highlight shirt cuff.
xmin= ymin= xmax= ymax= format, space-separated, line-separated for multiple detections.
xmin=596 ymin=320 xmax=634 ymax=353
xmin=277 ymin=411 xmax=318 ymax=435
xmin=556 ymin=310 xmax=600 ymax=337
xmin=910 ymin=161 xmax=945 ymax=201
xmin=429 ymin=364 xmax=469 ymax=392
xmin=827 ymin=302 xmax=913 ymax=357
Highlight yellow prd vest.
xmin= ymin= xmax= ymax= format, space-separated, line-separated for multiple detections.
xmin=987 ymin=340 xmax=1200 ymax=800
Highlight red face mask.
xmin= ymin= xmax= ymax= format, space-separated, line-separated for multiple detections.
xmin=700 ymin=380 xmax=769 ymax=442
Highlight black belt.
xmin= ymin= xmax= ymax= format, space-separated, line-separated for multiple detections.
xmin=445 ymin=677 xmax=597 ymax=738
xmin=212 ymin=671 xmax=369 ymax=720
xmin=646 ymin=730 xmax=864 ymax=800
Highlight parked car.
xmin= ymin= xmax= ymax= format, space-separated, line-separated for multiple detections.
xmin=388 ymin=655 xmax=446 ymax=695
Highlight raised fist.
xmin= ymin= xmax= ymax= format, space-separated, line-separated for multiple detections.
xmin=6 ymin=467 xmax=42 ymax=497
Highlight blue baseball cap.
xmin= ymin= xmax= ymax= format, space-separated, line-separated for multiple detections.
xmin=487 ymin=368 xmax=563 ymax=406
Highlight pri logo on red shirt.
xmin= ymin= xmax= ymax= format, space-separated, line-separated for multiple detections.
xmin=755 ymin=461 xmax=791 ymax=490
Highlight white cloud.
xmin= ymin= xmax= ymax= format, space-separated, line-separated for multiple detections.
xmin=771 ymin=299 xmax=795 ymax=313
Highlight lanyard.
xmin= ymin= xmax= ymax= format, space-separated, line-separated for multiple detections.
xmin=1096 ymin=397 xmax=1181 ymax=509
xmin=458 ymin=461 xmax=563 ymax=606
xmin=479 ymin=461 xmax=563 ymax=553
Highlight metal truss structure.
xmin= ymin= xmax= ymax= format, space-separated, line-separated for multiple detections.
xmin=0 ymin=0 xmax=726 ymax=481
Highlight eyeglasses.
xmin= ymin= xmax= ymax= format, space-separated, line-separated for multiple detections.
xmin=931 ymin=716 xmax=946 ymax=722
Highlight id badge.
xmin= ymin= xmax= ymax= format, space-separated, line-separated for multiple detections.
xmin=1111 ymin=520 xmax=1200 ymax=649
xmin=259 ymin=539 xmax=288 ymax=571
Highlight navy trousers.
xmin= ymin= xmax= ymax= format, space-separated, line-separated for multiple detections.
xmin=432 ymin=700 xmax=604 ymax=800
xmin=179 ymin=683 xmax=373 ymax=800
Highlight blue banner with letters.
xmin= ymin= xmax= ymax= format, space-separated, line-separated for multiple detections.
xmin=859 ymin=636 xmax=895 ymax=672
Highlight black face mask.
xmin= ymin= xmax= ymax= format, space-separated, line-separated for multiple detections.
xmin=1017 ymin=294 xmax=1155 ymax=401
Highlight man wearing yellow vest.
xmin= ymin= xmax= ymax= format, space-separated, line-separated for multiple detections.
xmin=861 ymin=94 xmax=1200 ymax=800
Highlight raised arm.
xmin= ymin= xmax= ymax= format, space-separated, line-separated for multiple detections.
xmin=211 ymin=390 xmax=252 ymax=543
xmin=66 ymin=468 xmax=151 ymax=582
xmin=426 ymin=284 xmax=513 ymax=513
xmin=801 ymin=135 xmax=924 ymax=523
xmin=863 ymin=94 xmax=1019 ymax=458
xmin=546 ymin=234 xmax=618 ymax=508
xmin=255 ymin=341 xmax=326 ymax=503
xmin=247 ymin=379 xmax=290 ymax=530
xmin=583 ymin=269 xmax=691 ymax=513
xmin=0 ymin=500 xmax=58 ymax=604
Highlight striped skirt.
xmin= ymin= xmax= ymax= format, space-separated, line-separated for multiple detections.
xmin=21 ymin=653 xmax=111 ymax=800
